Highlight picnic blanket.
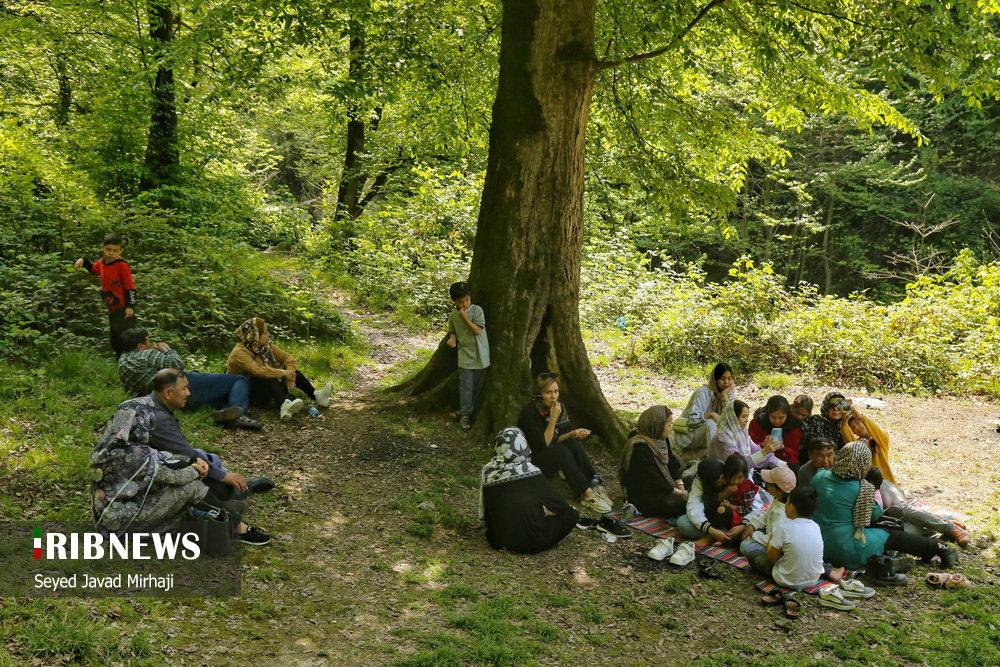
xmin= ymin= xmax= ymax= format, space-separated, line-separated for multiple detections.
xmin=903 ymin=497 xmax=967 ymax=522
xmin=607 ymin=507 xmax=680 ymax=541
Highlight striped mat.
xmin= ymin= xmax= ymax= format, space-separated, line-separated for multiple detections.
xmin=607 ymin=508 xmax=680 ymax=540
xmin=903 ymin=498 xmax=967 ymax=522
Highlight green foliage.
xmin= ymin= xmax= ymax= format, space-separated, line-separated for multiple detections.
xmin=584 ymin=246 xmax=1000 ymax=397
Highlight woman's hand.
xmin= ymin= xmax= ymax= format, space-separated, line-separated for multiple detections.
xmin=571 ymin=428 xmax=591 ymax=439
xmin=761 ymin=435 xmax=781 ymax=455
xmin=673 ymin=488 xmax=689 ymax=500
xmin=285 ymin=369 xmax=296 ymax=380
xmin=549 ymin=401 xmax=562 ymax=420
xmin=727 ymin=524 xmax=747 ymax=540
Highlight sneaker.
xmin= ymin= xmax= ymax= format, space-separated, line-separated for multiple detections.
xmin=595 ymin=487 xmax=614 ymax=507
xmin=228 ymin=415 xmax=263 ymax=431
xmin=838 ymin=578 xmax=876 ymax=599
xmin=280 ymin=398 xmax=304 ymax=421
xmin=596 ymin=517 xmax=631 ymax=539
xmin=647 ymin=538 xmax=675 ymax=561
xmin=315 ymin=381 xmax=334 ymax=407
xmin=938 ymin=544 xmax=960 ymax=569
xmin=575 ymin=517 xmax=598 ymax=530
xmin=818 ymin=585 xmax=857 ymax=611
xmin=210 ymin=406 xmax=243 ymax=424
xmin=668 ymin=541 xmax=696 ymax=566
xmin=238 ymin=526 xmax=271 ymax=546
xmin=580 ymin=493 xmax=613 ymax=515
xmin=233 ymin=476 xmax=276 ymax=500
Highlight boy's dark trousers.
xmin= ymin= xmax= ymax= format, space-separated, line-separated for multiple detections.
xmin=459 ymin=368 xmax=487 ymax=417
xmin=108 ymin=308 xmax=136 ymax=360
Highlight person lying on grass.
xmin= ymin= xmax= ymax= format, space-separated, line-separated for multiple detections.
xmin=866 ymin=466 xmax=971 ymax=547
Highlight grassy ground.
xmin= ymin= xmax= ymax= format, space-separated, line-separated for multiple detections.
xmin=3 ymin=298 xmax=1000 ymax=665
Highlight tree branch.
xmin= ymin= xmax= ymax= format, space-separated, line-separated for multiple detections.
xmin=596 ymin=0 xmax=727 ymax=71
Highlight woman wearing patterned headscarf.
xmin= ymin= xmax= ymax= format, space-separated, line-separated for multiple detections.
xmin=708 ymin=400 xmax=782 ymax=471
xmin=226 ymin=317 xmax=333 ymax=420
xmin=801 ymin=392 xmax=850 ymax=450
xmin=619 ymin=406 xmax=687 ymax=520
xmin=674 ymin=363 xmax=736 ymax=454
xmin=809 ymin=442 xmax=958 ymax=579
xmin=480 ymin=428 xmax=580 ymax=554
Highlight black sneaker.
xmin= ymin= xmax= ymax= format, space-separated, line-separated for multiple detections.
xmin=211 ymin=406 xmax=243 ymax=424
xmin=228 ymin=415 xmax=263 ymax=431
xmin=238 ymin=526 xmax=271 ymax=546
xmin=232 ymin=476 xmax=275 ymax=500
xmin=575 ymin=517 xmax=598 ymax=530
xmin=595 ymin=517 xmax=631 ymax=539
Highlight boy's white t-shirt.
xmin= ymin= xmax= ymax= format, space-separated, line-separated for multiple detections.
xmin=751 ymin=499 xmax=785 ymax=546
xmin=769 ymin=517 xmax=824 ymax=590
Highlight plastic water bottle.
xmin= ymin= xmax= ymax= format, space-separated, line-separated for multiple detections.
xmin=307 ymin=405 xmax=320 ymax=418
xmin=590 ymin=475 xmax=600 ymax=492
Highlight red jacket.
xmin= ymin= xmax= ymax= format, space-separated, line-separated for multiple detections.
xmin=749 ymin=418 xmax=802 ymax=465
xmin=83 ymin=258 xmax=136 ymax=313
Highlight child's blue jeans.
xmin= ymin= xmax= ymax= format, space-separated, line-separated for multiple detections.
xmin=459 ymin=368 xmax=487 ymax=417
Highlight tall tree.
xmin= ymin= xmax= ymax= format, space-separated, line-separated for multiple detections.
xmin=397 ymin=0 xmax=1000 ymax=448
xmin=140 ymin=0 xmax=179 ymax=193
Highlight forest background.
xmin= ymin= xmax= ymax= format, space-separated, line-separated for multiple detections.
xmin=5 ymin=0 xmax=1000 ymax=400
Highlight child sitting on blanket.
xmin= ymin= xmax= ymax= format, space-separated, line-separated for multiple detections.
xmin=758 ymin=486 xmax=825 ymax=591
xmin=697 ymin=455 xmax=759 ymax=546
xmin=741 ymin=466 xmax=796 ymax=561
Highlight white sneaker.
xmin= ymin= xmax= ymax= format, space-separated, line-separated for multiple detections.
xmin=315 ymin=382 xmax=333 ymax=407
xmin=580 ymin=493 xmax=613 ymax=514
xmin=280 ymin=398 xmax=305 ymax=421
xmin=838 ymin=578 xmax=876 ymax=599
xmin=668 ymin=541 xmax=696 ymax=566
xmin=595 ymin=487 xmax=614 ymax=506
xmin=647 ymin=538 xmax=675 ymax=561
xmin=818 ymin=585 xmax=857 ymax=611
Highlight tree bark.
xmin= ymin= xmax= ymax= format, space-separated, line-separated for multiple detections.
xmin=52 ymin=50 xmax=72 ymax=126
xmin=140 ymin=0 xmax=180 ymax=193
xmin=822 ymin=196 xmax=834 ymax=295
xmin=393 ymin=0 xmax=628 ymax=449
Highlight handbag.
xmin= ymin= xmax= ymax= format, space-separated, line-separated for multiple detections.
xmin=672 ymin=417 xmax=689 ymax=434
xmin=187 ymin=501 xmax=238 ymax=558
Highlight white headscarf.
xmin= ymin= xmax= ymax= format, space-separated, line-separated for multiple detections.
xmin=717 ymin=401 xmax=753 ymax=458
xmin=478 ymin=428 xmax=542 ymax=520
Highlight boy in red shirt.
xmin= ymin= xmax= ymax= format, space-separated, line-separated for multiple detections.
xmin=73 ymin=233 xmax=137 ymax=359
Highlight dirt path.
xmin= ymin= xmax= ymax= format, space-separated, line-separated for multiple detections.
xmin=161 ymin=292 xmax=1000 ymax=667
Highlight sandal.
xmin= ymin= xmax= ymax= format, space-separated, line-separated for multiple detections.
xmin=926 ymin=572 xmax=950 ymax=586
xmin=945 ymin=574 xmax=972 ymax=589
xmin=774 ymin=618 xmax=796 ymax=630
xmin=761 ymin=590 xmax=786 ymax=606
xmin=697 ymin=560 xmax=724 ymax=580
xmin=784 ymin=596 xmax=801 ymax=619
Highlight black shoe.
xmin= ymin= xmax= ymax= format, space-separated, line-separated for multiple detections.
xmin=232 ymin=476 xmax=275 ymax=500
xmin=886 ymin=554 xmax=915 ymax=573
xmin=938 ymin=544 xmax=960 ymax=569
xmin=868 ymin=555 xmax=908 ymax=586
xmin=227 ymin=415 xmax=263 ymax=431
xmin=211 ymin=406 xmax=243 ymax=424
xmin=595 ymin=517 xmax=631 ymax=539
xmin=575 ymin=517 xmax=598 ymax=530
xmin=238 ymin=526 xmax=271 ymax=546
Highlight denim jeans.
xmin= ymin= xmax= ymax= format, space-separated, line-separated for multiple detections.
xmin=184 ymin=372 xmax=249 ymax=413
xmin=676 ymin=514 xmax=707 ymax=539
xmin=741 ymin=539 xmax=772 ymax=575
xmin=459 ymin=368 xmax=487 ymax=417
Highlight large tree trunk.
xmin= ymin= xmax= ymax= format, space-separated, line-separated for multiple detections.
xmin=140 ymin=0 xmax=179 ymax=193
xmin=393 ymin=0 xmax=627 ymax=449
xmin=52 ymin=50 xmax=72 ymax=126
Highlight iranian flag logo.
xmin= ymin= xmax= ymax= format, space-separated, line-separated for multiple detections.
xmin=34 ymin=528 xmax=41 ymax=559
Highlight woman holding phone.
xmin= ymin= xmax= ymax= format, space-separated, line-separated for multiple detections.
xmin=802 ymin=392 xmax=851 ymax=450
xmin=748 ymin=395 xmax=804 ymax=465
xmin=709 ymin=400 xmax=782 ymax=471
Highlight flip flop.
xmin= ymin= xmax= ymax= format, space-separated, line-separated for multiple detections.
xmin=775 ymin=617 xmax=796 ymax=630
xmin=926 ymin=572 xmax=950 ymax=586
xmin=784 ymin=596 xmax=801 ymax=619
xmin=697 ymin=560 xmax=724 ymax=580
xmin=945 ymin=574 xmax=972 ymax=589
xmin=761 ymin=591 xmax=786 ymax=606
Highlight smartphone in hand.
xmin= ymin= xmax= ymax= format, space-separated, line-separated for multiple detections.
xmin=771 ymin=428 xmax=784 ymax=449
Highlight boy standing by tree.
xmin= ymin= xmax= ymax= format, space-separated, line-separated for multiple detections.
xmin=72 ymin=232 xmax=136 ymax=359
xmin=446 ymin=282 xmax=489 ymax=430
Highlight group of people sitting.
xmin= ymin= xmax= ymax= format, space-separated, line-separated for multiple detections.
xmin=480 ymin=364 xmax=970 ymax=608
xmin=91 ymin=316 xmax=336 ymax=545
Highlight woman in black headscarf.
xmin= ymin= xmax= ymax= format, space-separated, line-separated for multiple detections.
xmin=801 ymin=392 xmax=850 ymax=450
xmin=619 ymin=406 xmax=687 ymax=519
